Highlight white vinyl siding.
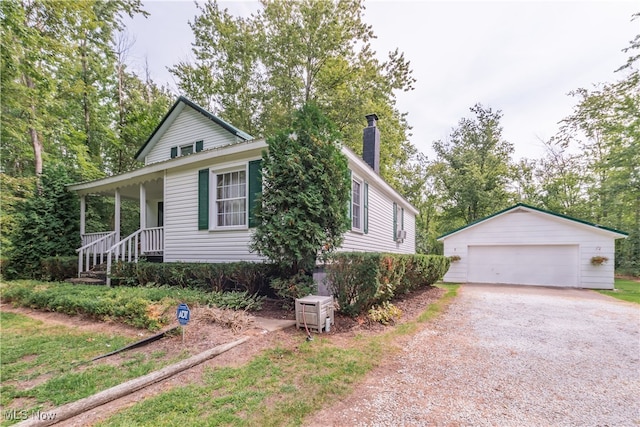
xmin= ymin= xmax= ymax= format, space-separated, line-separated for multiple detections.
xmin=442 ymin=209 xmax=617 ymax=289
xmin=164 ymin=166 xmax=261 ymax=263
xmin=340 ymin=180 xmax=415 ymax=255
xmin=146 ymin=108 xmax=238 ymax=165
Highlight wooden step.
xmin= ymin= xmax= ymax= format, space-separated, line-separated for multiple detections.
xmin=67 ymin=277 xmax=106 ymax=285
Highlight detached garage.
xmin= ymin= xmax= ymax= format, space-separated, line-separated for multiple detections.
xmin=438 ymin=204 xmax=627 ymax=289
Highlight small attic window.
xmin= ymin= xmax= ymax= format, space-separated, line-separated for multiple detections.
xmin=171 ymin=140 xmax=204 ymax=158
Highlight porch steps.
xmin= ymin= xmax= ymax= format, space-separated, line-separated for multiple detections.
xmin=72 ymin=263 xmax=108 ymax=285
xmin=68 ymin=277 xmax=106 ymax=285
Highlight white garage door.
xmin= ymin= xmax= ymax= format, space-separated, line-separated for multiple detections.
xmin=467 ymin=245 xmax=579 ymax=287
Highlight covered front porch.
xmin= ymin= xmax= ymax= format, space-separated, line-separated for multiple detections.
xmin=69 ymin=169 xmax=165 ymax=285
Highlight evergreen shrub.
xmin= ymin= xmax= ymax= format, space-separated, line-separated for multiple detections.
xmin=40 ymin=256 xmax=78 ymax=281
xmin=110 ymin=261 xmax=276 ymax=295
xmin=326 ymin=253 xmax=450 ymax=317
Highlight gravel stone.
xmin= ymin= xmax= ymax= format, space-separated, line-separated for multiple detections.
xmin=308 ymin=284 xmax=640 ymax=426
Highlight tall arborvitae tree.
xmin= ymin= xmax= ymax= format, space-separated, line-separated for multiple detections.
xmin=6 ymin=164 xmax=79 ymax=278
xmin=171 ymin=0 xmax=416 ymax=188
xmin=250 ymin=104 xmax=350 ymax=277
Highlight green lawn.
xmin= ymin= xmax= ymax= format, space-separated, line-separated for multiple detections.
xmin=97 ymin=284 xmax=459 ymax=427
xmin=0 ymin=283 xmax=459 ymax=426
xmin=598 ymin=278 xmax=640 ymax=304
xmin=0 ymin=311 xmax=190 ymax=426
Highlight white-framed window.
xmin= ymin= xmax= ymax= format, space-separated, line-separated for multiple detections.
xmin=352 ymin=178 xmax=362 ymax=230
xmin=179 ymin=143 xmax=194 ymax=156
xmin=393 ymin=202 xmax=405 ymax=242
xmin=214 ymin=169 xmax=247 ymax=228
xmin=171 ymin=140 xmax=203 ymax=159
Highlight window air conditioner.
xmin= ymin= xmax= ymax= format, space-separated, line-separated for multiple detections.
xmin=396 ymin=229 xmax=407 ymax=242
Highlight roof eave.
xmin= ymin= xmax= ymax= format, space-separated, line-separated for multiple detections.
xmin=134 ymin=96 xmax=254 ymax=162
xmin=436 ymin=203 xmax=628 ymax=241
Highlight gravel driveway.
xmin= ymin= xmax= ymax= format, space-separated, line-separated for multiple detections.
xmin=308 ymin=284 xmax=640 ymax=426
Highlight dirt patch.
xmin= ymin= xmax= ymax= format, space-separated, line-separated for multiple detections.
xmin=2 ymin=286 xmax=445 ymax=426
xmin=0 ymin=303 xmax=150 ymax=339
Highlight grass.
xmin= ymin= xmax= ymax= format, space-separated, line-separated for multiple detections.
xmin=0 ymin=311 xmax=191 ymax=426
xmin=598 ymin=278 xmax=640 ymax=304
xmin=98 ymin=283 xmax=459 ymax=427
xmin=0 ymin=280 xmax=242 ymax=330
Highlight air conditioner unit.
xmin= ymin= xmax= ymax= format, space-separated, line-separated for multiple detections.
xmin=396 ymin=229 xmax=407 ymax=242
xmin=295 ymin=295 xmax=334 ymax=333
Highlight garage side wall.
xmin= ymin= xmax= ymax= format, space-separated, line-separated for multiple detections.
xmin=441 ymin=210 xmax=616 ymax=289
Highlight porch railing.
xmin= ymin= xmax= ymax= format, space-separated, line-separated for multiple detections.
xmin=77 ymin=231 xmax=118 ymax=275
xmin=81 ymin=231 xmax=116 ymax=247
xmin=105 ymin=227 xmax=164 ymax=286
xmin=140 ymin=227 xmax=164 ymax=253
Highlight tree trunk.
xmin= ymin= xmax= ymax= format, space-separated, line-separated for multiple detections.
xmin=24 ymin=75 xmax=43 ymax=178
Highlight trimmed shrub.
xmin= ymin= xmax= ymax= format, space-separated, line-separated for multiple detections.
xmin=110 ymin=261 xmax=275 ymax=295
xmin=269 ymin=272 xmax=317 ymax=308
xmin=40 ymin=256 xmax=78 ymax=281
xmin=326 ymin=252 xmax=450 ymax=317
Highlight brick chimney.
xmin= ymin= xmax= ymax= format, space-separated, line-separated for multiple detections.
xmin=363 ymin=114 xmax=380 ymax=174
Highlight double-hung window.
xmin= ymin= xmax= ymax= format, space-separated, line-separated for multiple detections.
xmin=215 ymin=170 xmax=246 ymax=227
xmin=352 ymin=179 xmax=362 ymax=230
xmin=198 ymin=160 xmax=261 ymax=231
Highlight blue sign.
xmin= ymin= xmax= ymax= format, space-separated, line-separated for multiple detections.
xmin=176 ymin=303 xmax=190 ymax=326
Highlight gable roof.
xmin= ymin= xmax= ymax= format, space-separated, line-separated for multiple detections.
xmin=134 ymin=96 xmax=254 ymax=161
xmin=436 ymin=203 xmax=628 ymax=241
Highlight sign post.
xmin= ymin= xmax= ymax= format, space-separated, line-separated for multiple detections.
xmin=176 ymin=303 xmax=191 ymax=343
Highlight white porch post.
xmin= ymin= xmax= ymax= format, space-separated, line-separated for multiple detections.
xmin=139 ymin=183 xmax=147 ymax=229
xmin=140 ymin=183 xmax=147 ymax=253
xmin=114 ymin=189 xmax=121 ymax=242
xmin=80 ymin=195 xmax=86 ymax=237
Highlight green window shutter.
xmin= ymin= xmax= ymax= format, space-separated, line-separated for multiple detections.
xmin=195 ymin=140 xmax=204 ymax=152
xmin=198 ymin=169 xmax=209 ymax=230
xmin=393 ymin=202 xmax=397 ymax=240
xmin=248 ymin=159 xmax=262 ymax=227
xmin=401 ymin=207 xmax=404 ymax=232
xmin=170 ymin=147 xmax=178 ymax=159
xmin=363 ymin=182 xmax=369 ymax=234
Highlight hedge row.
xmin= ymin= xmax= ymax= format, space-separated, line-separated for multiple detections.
xmin=110 ymin=260 xmax=277 ymax=295
xmin=326 ymin=253 xmax=450 ymax=316
xmin=1 ymin=256 xmax=78 ymax=281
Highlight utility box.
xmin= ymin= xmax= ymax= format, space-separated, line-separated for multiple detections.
xmin=295 ymin=295 xmax=334 ymax=333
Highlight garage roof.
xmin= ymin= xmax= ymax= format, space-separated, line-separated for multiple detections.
xmin=436 ymin=203 xmax=628 ymax=241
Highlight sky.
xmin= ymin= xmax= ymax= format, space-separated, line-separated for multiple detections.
xmin=122 ymin=1 xmax=638 ymax=161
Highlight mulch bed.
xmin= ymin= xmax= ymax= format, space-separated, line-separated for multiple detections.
xmin=257 ymin=285 xmax=446 ymax=335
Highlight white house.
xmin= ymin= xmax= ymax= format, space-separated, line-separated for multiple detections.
xmin=69 ymin=97 xmax=417 ymax=283
xmin=437 ymin=204 xmax=627 ymax=289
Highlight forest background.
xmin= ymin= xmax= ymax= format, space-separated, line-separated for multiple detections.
xmin=1 ymin=0 xmax=638 ymax=275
